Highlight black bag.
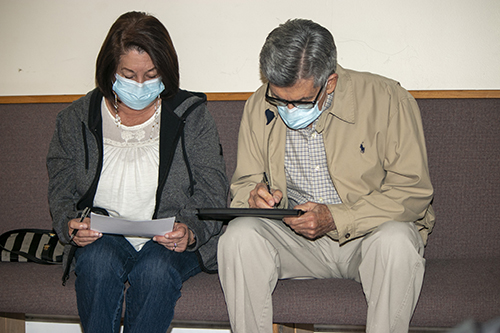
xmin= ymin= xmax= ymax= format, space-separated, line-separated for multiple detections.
xmin=0 ymin=229 xmax=64 ymax=264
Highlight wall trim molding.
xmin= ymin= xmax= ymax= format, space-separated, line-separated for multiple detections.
xmin=0 ymin=90 xmax=499 ymax=104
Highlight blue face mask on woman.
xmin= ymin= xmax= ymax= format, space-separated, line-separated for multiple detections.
xmin=112 ymin=74 xmax=165 ymax=110
xmin=277 ymin=102 xmax=323 ymax=130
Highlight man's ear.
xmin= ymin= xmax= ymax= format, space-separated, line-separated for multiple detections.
xmin=326 ymin=73 xmax=338 ymax=94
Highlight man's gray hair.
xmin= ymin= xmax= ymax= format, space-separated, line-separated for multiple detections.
xmin=260 ymin=19 xmax=337 ymax=88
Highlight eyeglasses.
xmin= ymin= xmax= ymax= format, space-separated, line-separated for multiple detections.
xmin=265 ymin=83 xmax=325 ymax=110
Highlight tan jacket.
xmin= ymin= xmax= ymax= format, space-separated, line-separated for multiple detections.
xmin=230 ymin=65 xmax=435 ymax=245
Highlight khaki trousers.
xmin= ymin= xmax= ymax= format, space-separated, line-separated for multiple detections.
xmin=218 ymin=217 xmax=425 ymax=333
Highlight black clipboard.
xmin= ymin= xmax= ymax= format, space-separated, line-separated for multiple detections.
xmin=197 ymin=208 xmax=304 ymax=221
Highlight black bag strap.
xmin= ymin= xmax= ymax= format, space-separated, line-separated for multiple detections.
xmin=62 ymin=245 xmax=78 ymax=286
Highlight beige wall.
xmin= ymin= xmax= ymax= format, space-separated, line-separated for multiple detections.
xmin=1 ymin=0 xmax=499 ymax=96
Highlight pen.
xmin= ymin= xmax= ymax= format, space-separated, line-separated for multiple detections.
xmin=263 ymin=172 xmax=277 ymax=208
xmin=263 ymin=172 xmax=271 ymax=194
xmin=69 ymin=207 xmax=91 ymax=243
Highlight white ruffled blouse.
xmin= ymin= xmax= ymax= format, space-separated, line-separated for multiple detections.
xmin=93 ymin=99 xmax=161 ymax=250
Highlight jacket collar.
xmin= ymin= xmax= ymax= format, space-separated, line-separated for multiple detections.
xmin=316 ymin=65 xmax=356 ymax=133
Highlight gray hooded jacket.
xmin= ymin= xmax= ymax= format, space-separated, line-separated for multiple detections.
xmin=47 ymin=88 xmax=228 ymax=274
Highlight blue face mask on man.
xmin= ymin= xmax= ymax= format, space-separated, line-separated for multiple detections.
xmin=276 ymin=83 xmax=327 ymax=129
xmin=112 ymin=74 xmax=165 ymax=110
xmin=277 ymin=103 xmax=323 ymax=129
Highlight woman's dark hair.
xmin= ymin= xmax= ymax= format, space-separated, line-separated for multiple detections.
xmin=96 ymin=11 xmax=179 ymax=100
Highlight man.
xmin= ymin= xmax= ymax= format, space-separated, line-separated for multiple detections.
xmin=218 ymin=19 xmax=435 ymax=333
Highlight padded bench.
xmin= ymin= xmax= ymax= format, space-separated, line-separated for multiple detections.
xmin=1 ymin=95 xmax=499 ymax=332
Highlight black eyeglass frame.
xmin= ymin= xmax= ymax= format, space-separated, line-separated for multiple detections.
xmin=265 ymin=83 xmax=325 ymax=109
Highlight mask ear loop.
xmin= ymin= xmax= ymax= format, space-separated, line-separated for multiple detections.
xmin=150 ymin=95 xmax=161 ymax=140
xmin=112 ymin=91 xmax=121 ymax=127
xmin=113 ymin=91 xmax=119 ymax=110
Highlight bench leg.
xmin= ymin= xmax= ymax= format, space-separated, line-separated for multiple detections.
xmin=273 ymin=323 xmax=314 ymax=333
xmin=0 ymin=313 xmax=25 ymax=333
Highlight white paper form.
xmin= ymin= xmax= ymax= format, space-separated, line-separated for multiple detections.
xmin=90 ymin=213 xmax=175 ymax=238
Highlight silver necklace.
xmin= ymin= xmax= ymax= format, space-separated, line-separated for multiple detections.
xmin=113 ymin=93 xmax=161 ymax=138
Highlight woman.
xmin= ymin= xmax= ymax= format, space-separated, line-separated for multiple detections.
xmin=47 ymin=12 xmax=228 ymax=333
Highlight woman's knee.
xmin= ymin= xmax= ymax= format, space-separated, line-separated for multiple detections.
xmin=75 ymin=236 xmax=131 ymax=281
xmin=131 ymin=245 xmax=199 ymax=288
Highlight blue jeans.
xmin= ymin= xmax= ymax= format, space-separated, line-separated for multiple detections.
xmin=74 ymin=234 xmax=201 ymax=333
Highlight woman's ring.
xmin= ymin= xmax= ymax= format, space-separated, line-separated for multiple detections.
xmin=174 ymin=243 xmax=177 ymax=250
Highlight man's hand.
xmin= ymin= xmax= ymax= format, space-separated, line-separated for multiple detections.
xmin=282 ymin=202 xmax=336 ymax=239
xmin=248 ymin=182 xmax=283 ymax=208
xmin=68 ymin=218 xmax=102 ymax=247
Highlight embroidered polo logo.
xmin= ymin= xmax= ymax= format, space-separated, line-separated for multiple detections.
xmin=360 ymin=143 xmax=365 ymax=153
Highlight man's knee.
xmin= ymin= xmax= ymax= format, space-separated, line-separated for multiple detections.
xmin=368 ymin=221 xmax=424 ymax=257
xmin=219 ymin=217 xmax=266 ymax=249
xmin=218 ymin=217 xmax=283 ymax=270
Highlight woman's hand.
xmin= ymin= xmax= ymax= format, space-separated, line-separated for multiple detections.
xmin=68 ymin=218 xmax=102 ymax=247
xmin=153 ymin=222 xmax=195 ymax=252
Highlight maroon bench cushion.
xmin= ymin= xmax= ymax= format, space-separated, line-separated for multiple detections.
xmin=1 ymin=257 xmax=499 ymax=326
xmin=1 ymin=98 xmax=499 ymax=327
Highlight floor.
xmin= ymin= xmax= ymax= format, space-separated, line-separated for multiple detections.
xmin=25 ymin=314 xmax=455 ymax=333
xmin=26 ymin=321 xmax=451 ymax=333
xmin=26 ymin=322 xmax=230 ymax=333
